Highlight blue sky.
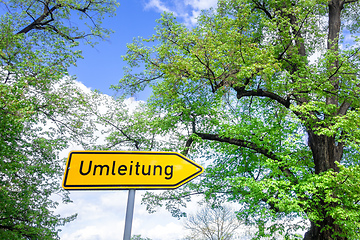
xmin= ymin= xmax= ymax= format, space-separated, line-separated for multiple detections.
xmin=68 ymin=0 xmax=160 ymax=100
xmin=68 ymin=0 xmax=217 ymax=100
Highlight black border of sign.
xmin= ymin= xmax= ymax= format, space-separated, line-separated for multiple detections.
xmin=62 ymin=151 xmax=204 ymax=190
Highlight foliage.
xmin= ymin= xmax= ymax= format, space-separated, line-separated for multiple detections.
xmin=90 ymin=94 xmax=183 ymax=152
xmin=131 ymin=234 xmax=152 ymax=240
xmin=113 ymin=0 xmax=360 ymax=239
xmin=0 ymin=0 xmax=117 ymax=238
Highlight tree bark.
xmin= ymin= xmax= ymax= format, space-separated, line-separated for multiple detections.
xmin=302 ymin=1 xmax=347 ymax=238
xmin=307 ymin=130 xmax=343 ymax=174
xmin=303 ymin=130 xmax=346 ymax=239
xmin=304 ymin=218 xmax=346 ymax=240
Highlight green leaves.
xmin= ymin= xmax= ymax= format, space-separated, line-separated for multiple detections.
xmin=111 ymin=0 xmax=360 ymax=238
xmin=0 ymin=0 xmax=117 ymax=238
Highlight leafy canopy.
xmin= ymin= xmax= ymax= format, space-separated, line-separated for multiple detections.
xmin=0 ymin=0 xmax=117 ymax=238
xmin=113 ymin=0 xmax=360 ymax=238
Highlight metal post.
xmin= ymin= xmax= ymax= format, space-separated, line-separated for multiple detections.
xmin=123 ymin=189 xmax=136 ymax=240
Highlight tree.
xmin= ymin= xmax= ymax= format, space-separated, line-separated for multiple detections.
xmin=131 ymin=234 xmax=152 ymax=240
xmin=0 ymin=0 xmax=117 ymax=238
xmin=115 ymin=0 xmax=360 ymax=239
xmin=90 ymin=97 xmax=161 ymax=152
xmin=183 ymin=204 xmax=242 ymax=240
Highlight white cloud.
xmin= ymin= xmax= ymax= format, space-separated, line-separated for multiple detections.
xmin=146 ymin=222 xmax=184 ymax=239
xmin=56 ymin=190 xmax=189 ymax=240
xmin=144 ymin=0 xmax=218 ymax=27
xmin=145 ymin=0 xmax=174 ymax=14
xmin=184 ymin=0 xmax=218 ymax=10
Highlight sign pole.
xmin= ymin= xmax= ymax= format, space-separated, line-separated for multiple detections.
xmin=123 ymin=189 xmax=136 ymax=240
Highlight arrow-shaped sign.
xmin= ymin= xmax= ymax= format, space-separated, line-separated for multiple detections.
xmin=62 ymin=151 xmax=204 ymax=190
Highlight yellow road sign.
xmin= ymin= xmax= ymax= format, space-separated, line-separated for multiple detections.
xmin=62 ymin=151 xmax=204 ymax=190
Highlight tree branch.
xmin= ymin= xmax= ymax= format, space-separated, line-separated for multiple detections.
xmin=195 ymin=132 xmax=298 ymax=183
xmin=17 ymin=4 xmax=59 ymax=35
xmin=343 ymin=0 xmax=358 ymax=4
xmin=337 ymin=101 xmax=351 ymax=116
xmin=182 ymin=137 xmax=194 ymax=156
xmin=234 ymin=87 xmax=291 ymax=108
xmin=251 ymin=0 xmax=273 ymax=19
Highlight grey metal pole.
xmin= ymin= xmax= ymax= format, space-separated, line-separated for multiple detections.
xmin=123 ymin=189 xmax=136 ymax=240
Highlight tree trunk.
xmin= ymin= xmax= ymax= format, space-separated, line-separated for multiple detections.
xmin=302 ymin=1 xmax=347 ymax=238
xmin=303 ymin=130 xmax=345 ymax=239
xmin=304 ymin=218 xmax=347 ymax=240
xmin=307 ymin=131 xmax=343 ymax=174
